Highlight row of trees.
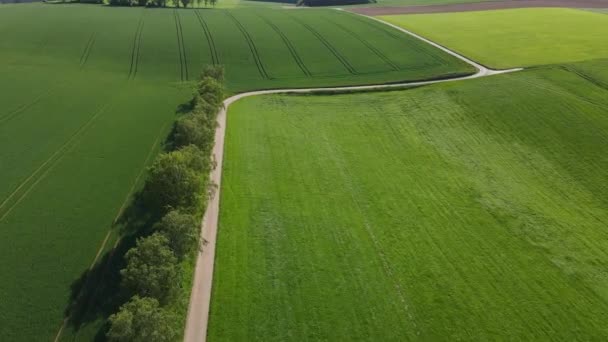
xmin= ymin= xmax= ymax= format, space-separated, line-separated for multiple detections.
xmin=106 ymin=65 xmax=225 ymax=341
xmin=108 ymin=0 xmax=217 ymax=8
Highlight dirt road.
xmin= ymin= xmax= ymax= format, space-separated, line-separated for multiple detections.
xmin=182 ymin=14 xmax=521 ymax=342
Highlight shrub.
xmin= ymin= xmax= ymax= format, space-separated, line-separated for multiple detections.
xmin=107 ymin=296 xmax=177 ymax=342
xmin=196 ymin=77 xmax=223 ymax=110
xmin=143 ymin=145 xmax=208 ymax=212
xmin=121 ymin=233 xmax=179 ymax=302
xmin=155 ymin=210 xmax=199 ymax=259
xmin=172 ymin=114 xmax=216 ymax=153
xmin=201 ymin=65 xmax=224 ymax=82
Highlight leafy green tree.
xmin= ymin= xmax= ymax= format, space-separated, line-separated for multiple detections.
xmin=172 ymin=112 xmax=216 ymax=153
xmin=179 ymin=0 xmax=190 ymax=6
xmin=107 ymin=296 xmax=177 ymax=342
xmin=143 ymin=145 xmax=208 ymax=212
xmin=121 ymin=233 xmax=179 ymax=302
xmin=155 ymin=210 xmax=199 ymax=259
xmin=201 ymin=65 xmax=224 ymax=82
xmin=196 ymin=77 xmax=224 ymax=109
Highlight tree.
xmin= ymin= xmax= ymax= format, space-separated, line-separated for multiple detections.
xmin=171 ymin=115 xmax=215 ymax=153
xmin=179 ymin=0 xmax=190 ymax=6
xmin=107 ymin=296 xmax=177 ymax=342
xmin=201 ymin=65 xmax=224 ymax=82
xmin=210 ymin=0 xmax=216 ymax=6
xmin=143 ymin=145 xmax=208 ymax=212
xmin=121 ymin=233 xmax=179 ymax=302
xmin=155 ymin=210 xmax=199 ymax=259
xmin=196 ymin=77 xmax=223 ymax=110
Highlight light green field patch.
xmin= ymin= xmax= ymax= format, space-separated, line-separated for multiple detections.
xmin=210 ymin=61 xmax=608 ymax=340
xmin=380 ymin=8 xmax=608 ymax=68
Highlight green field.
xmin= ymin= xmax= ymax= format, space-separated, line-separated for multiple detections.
xmin=209 ymin=60 xmax=608 ymax=340
xmin=0 ymin=3 xmax=476 ymax=341
xmin=380 ymin=8 xmax=608 ymax=68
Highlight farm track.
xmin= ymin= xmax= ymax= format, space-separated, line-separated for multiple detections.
xmin=174 ymin=10 xmax=189 ymax=82
xmin=183 ymin=14 xmax=522 ymax=342
xmin=325 ymin=17 xmax=399 ymax=71
xmin=0 ymin=93 xmax=123 ymax=223
xmin=224 ymin=11 xmax=270 ymax=79
xmin=194 ymin=10 xmax=219 ymax=66
xmin=128 ymin=12 xmax=145 ymax=80
xmin=79 ymin=32 xmax=97 ymax=68
xmin=257 ymin=14 xmax=312 ymax=77
xmin=290 ymin=15 xmax=357 ymax=75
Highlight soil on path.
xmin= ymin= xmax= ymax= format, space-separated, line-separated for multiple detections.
xmin=351 ymin=0 xmax=608 ymax=16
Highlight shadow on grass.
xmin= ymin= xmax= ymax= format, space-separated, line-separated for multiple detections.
xmin=61 ymin=100 xmax=189 ymax=341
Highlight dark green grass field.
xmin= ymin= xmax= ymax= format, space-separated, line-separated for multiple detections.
xmin=210 ymin=60 xmax=608 ymax=340
xmin=0 ymin=3 xmax=474 ymax=341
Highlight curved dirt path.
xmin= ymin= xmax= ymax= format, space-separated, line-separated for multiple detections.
xmin=183 ymin=15 xmax=521 ymax=342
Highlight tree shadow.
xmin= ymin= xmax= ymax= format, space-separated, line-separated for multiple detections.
xmin=61 ymin=100 xmax=190 ymax=340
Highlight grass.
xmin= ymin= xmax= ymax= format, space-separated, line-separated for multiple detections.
xmin=0 ymin=3 xmax=474 ymax=341
xmin=380 ymin=8 xmax=608 ymax=69
xmin=209 ymin=60 xmax=608 ymax=340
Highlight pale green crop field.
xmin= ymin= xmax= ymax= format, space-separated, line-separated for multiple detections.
xmin=380 ymin=8 xmax=608 ymax=68
xmin=210 ymin=60 xmax=608 ymax=340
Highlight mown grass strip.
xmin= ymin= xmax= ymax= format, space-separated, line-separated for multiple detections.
xmin=194 ymin=10 xmax=219 ymax=65
xmin=224 ymin=11 xmax=270 ymax=79
xmin=290 ymin=15 xmax=357 ymax=75
xmin=257 ymin=13 xmax=311 ymax=77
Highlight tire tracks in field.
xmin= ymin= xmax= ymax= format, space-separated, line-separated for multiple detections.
xmin=194 ymin=10 xmax=220 ymax=65
xmin=0 ymin=88 xmax=55 ymax=126
xmin=174 ymin=10 xmax=189 ymax=82
xmin=184 ymin=13 xmax=523 ymax=342
xmin=256 ymin=13 xmax=311 ymax=77
xmin=79 ymin=32 xmax=97 ymax=69
xmin=0 ymin=93 xmax=125 ymax=223
xmin=128 ymin=11 xmax=145 ymax=80
xmin=324 ymin=16 xmax=399 ymax=71
xmin=289 ymin=14 xmax=357 ymax=75
xmin=224 ymin=11 xmax=270 ymax=80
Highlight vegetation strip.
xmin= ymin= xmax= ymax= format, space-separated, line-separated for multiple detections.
xmin=194 ymin=10 xmax=219 ymax=66
xmin=290 ymin=15 xmax=357 ymax=75
xmin=257 ymin=14 xmax=312 ymax=77
xmin=326 ymin=17 xmax=399 ymax=71
xmin=224 ymin=11 xmax=270 ymax=80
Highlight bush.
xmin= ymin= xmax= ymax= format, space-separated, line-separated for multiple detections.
xmin=201 ymin=65 xmax=224 ymax=82
xmin=172 ymin=113 xmax=216 ymax=153
xmin=196 ymin=77 xmax=223 ymax=110
xmin=121 ymin=233 xmax=179 ymax=302
xmin=155 ymin=210 xmax=199 ymax=260
xmin=143 ymin=145 xmax=208 ymax=212
xmin=107 ymin=296 xmax=177 ymax=342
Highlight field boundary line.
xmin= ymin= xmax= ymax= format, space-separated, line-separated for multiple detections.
xmin=79 ymin=32 xmax=97 ymax=68
xmin=174 ymin=10 xmax=189 ymax=82
xmin=256 ymin=13 xmax=312 ymax=77
xmin=52 ymin=122 xmax=168 ymax=342
xmin=325 ymin=16 xmax=399 ymax=71
xmin=289 ymin=15 xmax=357 ymax=75
xmin=194 ymin=10 xmax=220 ymax=65
xmin=224 ymin=11 xmax=270 ymax=79
xmin=184 ymin=14 xmax=522 ymax=342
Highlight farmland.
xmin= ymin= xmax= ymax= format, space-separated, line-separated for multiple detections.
xmin=0 ymin=3 xmax=476 ymax=341
xmin=209 ymin=60 xmax=608 ymax=340
xmin=380 ymin=8 xmax=608 ymax=68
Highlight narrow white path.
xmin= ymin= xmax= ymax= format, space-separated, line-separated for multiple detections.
xmin=183 ymin=15 xmax=522 ymax=342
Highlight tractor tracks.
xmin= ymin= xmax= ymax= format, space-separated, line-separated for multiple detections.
xmin=224 ymin=11 xmax=270 ymax=79
xmin=194 ymin=10 xmax=220 ymax=66
xmin=79 ymin=32 xmax=97 ymax=69
xmin=257 ymin=14 xmax=311 ymax=77
xmin=174 ymin=10 xmax=189 ymax=82
xmin=128 ymin=12 xmax=145 ymax=80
